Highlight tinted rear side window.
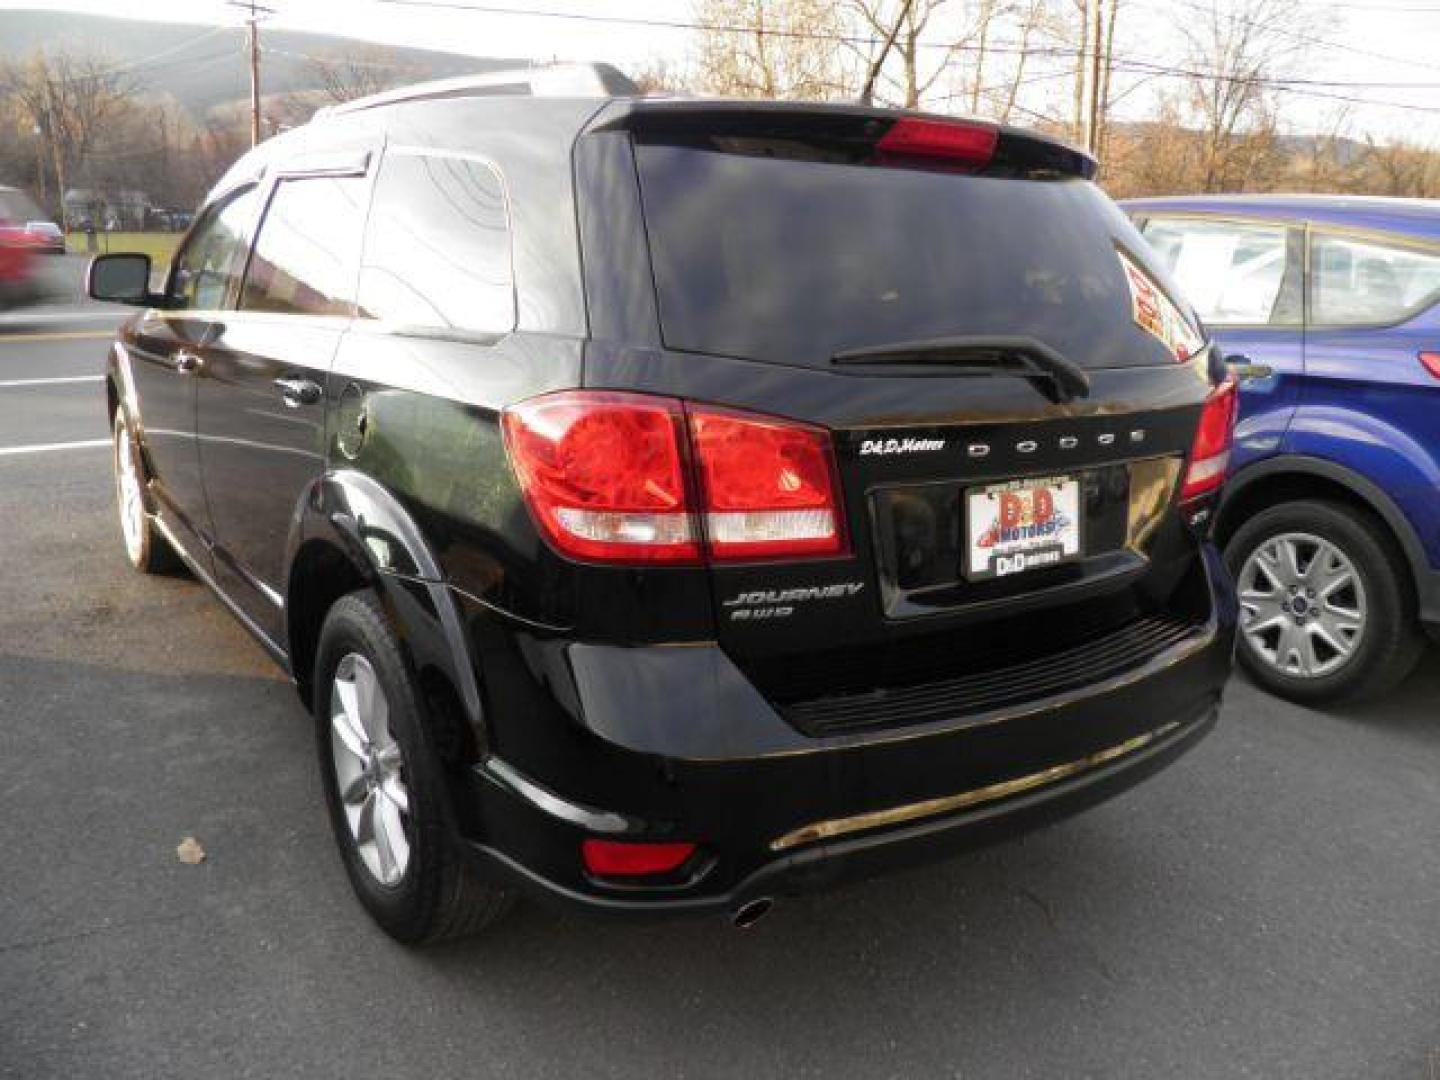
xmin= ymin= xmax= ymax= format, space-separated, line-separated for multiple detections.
xmin=241 ymin=175 xmax=368 ymax=317
xmin=357 ymin=152 xmax=514 ymax=334
xmin=635 ymin=145 xmax=1194 ymax=370
xmin=1311 ymin=231 xmax=1440 ymax=326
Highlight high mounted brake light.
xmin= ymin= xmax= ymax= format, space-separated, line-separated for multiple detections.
xmin=1180 ymin=379 xmax=1238 ymax=503
xmin=874 ymin=118 xmax=998 ymax=169
xmin=502 ymin=392 xmax=846 ymax=565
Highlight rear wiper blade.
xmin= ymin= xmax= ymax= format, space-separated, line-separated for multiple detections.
xmin=832 ymin=335 xmax=1091 ymax=404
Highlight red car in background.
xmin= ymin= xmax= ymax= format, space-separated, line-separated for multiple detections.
xmin=0 ymin=186 xmax=45 ymax=309
xmin=23 ymin=220 xmax=65 ymax=255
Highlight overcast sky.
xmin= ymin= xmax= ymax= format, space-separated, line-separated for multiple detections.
xmin=4 ymin=0 xmax=1439 ymax=144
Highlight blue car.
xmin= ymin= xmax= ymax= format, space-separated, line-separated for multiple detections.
xmin=1124 ymin=195 xmax=1439 ymax=703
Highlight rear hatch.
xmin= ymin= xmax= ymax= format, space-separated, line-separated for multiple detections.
xmin=581 ymin=103 xmax=1219 ymax=734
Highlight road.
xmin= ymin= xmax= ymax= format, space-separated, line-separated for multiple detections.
xmin=2 ymin=259 xmax=1438 ymax=1079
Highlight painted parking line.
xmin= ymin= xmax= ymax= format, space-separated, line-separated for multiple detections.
xmin=0 ymin=309 xmax=124 ymax=325
xmin=0 ymin=376 xmax=103 ymax=388
xmin=0 ymin=438 xmax=110 ymax=458
xmin=0 ymin=330 xmax=116 ymax=344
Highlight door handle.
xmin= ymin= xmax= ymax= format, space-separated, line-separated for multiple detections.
xmin=175 ymin=350 xmax=203 ymax=374
xmin=274 ymin=376 xmax=323 ymax=408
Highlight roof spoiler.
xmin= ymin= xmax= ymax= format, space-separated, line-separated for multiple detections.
xmin=589 ymin=100 xmax=1098 ymax=180
xmin=315 ymin=62 xmax=641 ymax=119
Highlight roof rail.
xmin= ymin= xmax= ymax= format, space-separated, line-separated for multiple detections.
xmin=314 ymin=62 xmax=640 ymax=119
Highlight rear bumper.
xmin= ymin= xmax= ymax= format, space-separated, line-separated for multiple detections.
xmin=468 ymin=704 xmax=1219 ymax=918
xmin=452 ymin=545 xmax=1237 ymax=917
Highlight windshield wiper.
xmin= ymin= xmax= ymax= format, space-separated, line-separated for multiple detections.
xmin=831 ymin=335 xmax=1092 ymax=404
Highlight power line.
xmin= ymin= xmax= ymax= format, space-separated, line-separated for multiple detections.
xmin=96 ymin=26 xmax=232 ymax=78
xmin=1130 ymin=0 xmax=1440 ymax=76
xmin=372 ymin=0 xmax=1440 ymax=115
xmin=372 ymin=0 xmax=1440 ymax=89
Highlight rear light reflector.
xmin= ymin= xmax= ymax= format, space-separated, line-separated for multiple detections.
xmin=581 ymin=839 xmax=696 ymax=877
xmin=874 ymin=117 xmax=998 ymax=169
xmin=501 ymin=391 xmax=701 ymax=563
xmin=688 ymin=407 xmax=846 ymax=560
xmin=1180 ymin=379 xmax=1238 ymax=502
xmin=1420 ymin=352 xmax=1440 ymax=380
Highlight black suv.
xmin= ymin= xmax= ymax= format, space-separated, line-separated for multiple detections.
xmin=89 ymin=65 xmax=1237 ymax=941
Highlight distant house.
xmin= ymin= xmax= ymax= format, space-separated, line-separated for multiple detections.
xmin=62 ymin=188 xmax=153 ymax=230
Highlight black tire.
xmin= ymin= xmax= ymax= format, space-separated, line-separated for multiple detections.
xmin=1224 ymin=499 xmax=1423 ymax=705
xmin=314 ymin=590 xmax=512 ymax=943
xmin=112 ymin=412 xmax=178 ymax=574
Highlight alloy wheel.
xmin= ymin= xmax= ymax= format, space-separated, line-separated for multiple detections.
xmin=1237 ymin=532 xmax=1367 ymax=680
xmin=329 ymin=653 xmax=412 ymax=886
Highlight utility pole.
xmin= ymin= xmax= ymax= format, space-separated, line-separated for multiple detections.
xmin=227 ymin=0 xmax=275 ymax=147
xmin=1087 ymin=0 xmax=1104 ymax=154
xmin=32 ymin=123 xmax=47 ymax=209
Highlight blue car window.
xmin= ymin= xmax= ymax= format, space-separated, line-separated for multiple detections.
xmin=1141 ymin=218 xmax=1295 ymax=327
xmin=1311 ymin=232 xmax=1440 ymax=327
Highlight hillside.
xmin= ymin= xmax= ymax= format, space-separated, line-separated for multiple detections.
xmin=0 ymin=9 xmax=518 ymax=118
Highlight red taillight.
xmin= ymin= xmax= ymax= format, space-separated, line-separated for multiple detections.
xmin=581 ymin=839 xmax=696 ymax=877
xmin=874 ymin=117 xmax=998 ymax=169
xmin=503 ymin=392 xmax=846 ymax=565
xmin=501 ymin=391 xmax=701 ymax=564
xmin=1180 ymin=380 xmax=1238 ymax=502
xmin=1420 ymin=352 xmax=1440 ymax=380
xmin=688 ymin=407 xmax=845 ymax=561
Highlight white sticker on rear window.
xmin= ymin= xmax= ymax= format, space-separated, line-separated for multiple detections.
xmin=1118 ymin=249 xmax=1205 ymax=362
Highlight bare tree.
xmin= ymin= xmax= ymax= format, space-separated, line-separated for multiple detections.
xmin=693 ymin=0 xmax=858 ymax=99
xmin=847 ymin=0 xmax=1051 ymax=116
xmin=306 ymin=45 xmax=422 ymax=105
xmin=1178 ymin=0 xmax=1308 ymax=191
xmin=855 ymin=0 xmax=916 ymax=105
xmin=1292 ymin=105 xmax=1353 ymax=191
xmin=630 ymin=58 xmax=687 ymax=95
xmin=1363 ymin=137 xmax=1440 ymax=198
xmin=3 ymin=50 xmax=134 ymax=227
xmin=848 ymin=0 xmax=951 ymax=108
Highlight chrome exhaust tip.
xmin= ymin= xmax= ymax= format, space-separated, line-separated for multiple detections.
xmin=731 ymin=897 xmax=773 ymax=929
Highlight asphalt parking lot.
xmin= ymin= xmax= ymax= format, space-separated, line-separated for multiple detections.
xmin=1 ymin=258 xmax=1438 ymax=1079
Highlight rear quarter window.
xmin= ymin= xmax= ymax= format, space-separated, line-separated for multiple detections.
xmin=356 ymin=151 xmax=515 ymax=335
xmin=1311 ymin=231 xmax=1440 ymax=326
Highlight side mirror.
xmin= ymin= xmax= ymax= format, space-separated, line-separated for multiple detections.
xmin=88 ymin=253 xmax=156 ymax=305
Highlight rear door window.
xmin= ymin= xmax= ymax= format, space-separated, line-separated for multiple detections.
xmin=240 ymin=175 xmax=368 ymax=317
xmin=356 ymin=151 xmax=514 ymax=335
xmin=1140 ymin=217 xmax=1300 ymax=327
xmin=634 ymin=144 xmax=1197 ymax=370
xmin=1310 ymin=231 xmax=1440 ymax=326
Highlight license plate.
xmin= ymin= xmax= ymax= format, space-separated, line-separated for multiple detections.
xmin=964 ymin=476 xmax=1082 ymax=581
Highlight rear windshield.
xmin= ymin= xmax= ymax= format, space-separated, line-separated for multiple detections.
xmin=634 ymin=145 xmax=1198 ymax=370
